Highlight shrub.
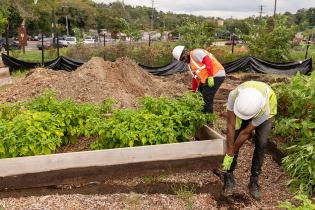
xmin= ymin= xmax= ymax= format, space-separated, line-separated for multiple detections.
xmin=66 ymin=41 xmax=173 ymax=67
xmin=273 ymin=72 xmax=315 ymax=195
xmin=91 ymin=93 xmax=215 ymax=149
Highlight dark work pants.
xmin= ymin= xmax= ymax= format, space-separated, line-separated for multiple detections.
xmin=228 ymin=117 xmax=275 ymax=179
xmin=198 ymin=77 xmax=225 ymax=113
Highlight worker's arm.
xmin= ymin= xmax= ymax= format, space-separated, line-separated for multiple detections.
xmin=233 ymin=122 xmax=256 ymax=152
xmin=202 ymin=55 xmax=213 ymax=77
xmin=226 ymin=110 xmax=236 ymax=156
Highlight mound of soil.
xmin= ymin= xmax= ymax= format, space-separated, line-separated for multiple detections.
xmin=0 ymin=57 xmax=190 ymax=107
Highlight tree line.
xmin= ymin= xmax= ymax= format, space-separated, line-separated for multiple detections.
xmin=0 ymin=0 xmax=314 ymax=39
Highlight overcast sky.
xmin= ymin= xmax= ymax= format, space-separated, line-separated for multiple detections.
xmin=93 ymin=0 xmax=314 ymax=19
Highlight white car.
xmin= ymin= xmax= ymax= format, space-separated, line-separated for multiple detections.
xmin=83 ymin=36 xmax=95 ymax=44
xmin=65 ymin=37 xmax=77 ymax=45
xmin=58 ymin=38 xmax=69 ymax=47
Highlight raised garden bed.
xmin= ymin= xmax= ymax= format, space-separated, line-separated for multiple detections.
xmin=0 ymin=126 xmax=225 ymax=190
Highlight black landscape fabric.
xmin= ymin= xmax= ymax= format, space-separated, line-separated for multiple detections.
xmin=2 ymin=54 xmax=312 ymax=75
xmin=141 ymin=56 xmax=313 ymax=76
xmin=2 ymin=54 xmax=84 ymax=72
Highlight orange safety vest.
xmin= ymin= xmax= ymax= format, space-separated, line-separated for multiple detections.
xmin=189 ymin=49 xmax=225 ymax=84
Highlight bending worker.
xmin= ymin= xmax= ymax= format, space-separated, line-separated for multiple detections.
xmin=222 ymin=81 xmax=277 ymax=200
xmin=172 ymin=46 xmax=225 ymax=113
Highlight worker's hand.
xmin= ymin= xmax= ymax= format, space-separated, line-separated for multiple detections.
xmin=207 ymin=77 xmax=214 ymax=87
xmin=222 ymin=154 xmax=234 ymax=171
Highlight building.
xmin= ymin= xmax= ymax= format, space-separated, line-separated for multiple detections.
xmin=217 ymin=19 xmax=224 ymax=26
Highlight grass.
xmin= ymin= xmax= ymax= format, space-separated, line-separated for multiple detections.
xmin=10 ymin=48 xmax=69 ymax=63
xmin=290 ymin=44 xmax=315 ymax=60
xmin=171 ymin=184 xmax=196 ymax=210
xmin=143 ymin=175 xmax=166 ymax=183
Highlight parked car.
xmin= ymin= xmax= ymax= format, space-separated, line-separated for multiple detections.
xmin=36 ymin=37 xmax=55 ymax=50
xmin=83 ymin=36 xmax=95 ymax=44
xmin=0 ymin=38 xmax=20 ymax=50
xmin=58 ymin=36 xmax=69 ymax=47
xmin=31 ymin=35 xmax=40 ymax=41
xmin=65 ymin=37 xmax=77 ymax=45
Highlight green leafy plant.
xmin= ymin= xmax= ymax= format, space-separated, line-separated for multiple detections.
xmin=273 ymin=72 xmax=315 ymax=195
xmin=0 ymin=91 xmax=212 ymax=159
xmin=91 ymin=93 xmax=215 ymax=149
xmin=0 ymin=110 xmax=64 ymax=158
xmin=278 ymin=194 xmax=315 ymax=210
xmin=0 ymin=91 xmax=114 ymax=158
xmin=26 ymin=91 xmax=114 ymax=144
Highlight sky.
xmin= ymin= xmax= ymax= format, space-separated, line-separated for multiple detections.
xmin=93 ymin=0 xmax=315 ymax=19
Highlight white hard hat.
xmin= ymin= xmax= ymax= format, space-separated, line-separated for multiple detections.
xmin=172 ymin=45 xmax=185 ymax=61
xmin=234 ymin=88 xmax=264 ymax=120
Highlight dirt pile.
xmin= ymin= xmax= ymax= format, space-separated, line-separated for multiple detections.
xmin=0 ymin=57 xmax=190 ymax=107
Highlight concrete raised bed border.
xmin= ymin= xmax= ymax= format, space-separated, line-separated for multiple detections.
xmin=0 ymin=126 xmax=225 ymax=190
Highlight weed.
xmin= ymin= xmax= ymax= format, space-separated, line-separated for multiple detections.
xmin=143 ymin=175 xmax=166 ymax=183
xmin=278 ymin=194 xmax=315 ymax=210
xmin=171 ymin=184 xmax=196 ymax=210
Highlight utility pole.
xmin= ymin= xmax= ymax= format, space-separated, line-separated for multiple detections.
xmin=259 ymin=5 xmax=264 ymax=19
xmin=151 ymin=0 xmax=154 ymax=30
xmin=274 ymin=0 xmax=277 ymax=17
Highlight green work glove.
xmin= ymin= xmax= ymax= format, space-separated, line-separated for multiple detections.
xmin=207 ymin=77 xmax=214 ymax=87
xmin=222 ymin=154 xmax=234 ymax=171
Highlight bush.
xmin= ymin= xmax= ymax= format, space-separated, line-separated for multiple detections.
xmin=66 ymin=42 xmax=173 ymax=67
xmin=0 ymin=92 xmax=213 ymax=158
xmin=91 ymin=93 xmax=215 ymax=149
xmin=0 ymin=92 xmax=113 ymax=158
xmin=273 ymin=72 xmax=315 ymax=195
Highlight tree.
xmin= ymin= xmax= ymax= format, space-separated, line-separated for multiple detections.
xmin=123 ymin=23 xmax=142 ymax=43
xmin=243 ymin=15 xmax=296 ymax=62
xmin=177 ymin=18 xmax=215 ymax=50
xmin=0 ymin=9 xmax=8 ymax=34
xmin=109 ymin=17 xmax=128 ymax=33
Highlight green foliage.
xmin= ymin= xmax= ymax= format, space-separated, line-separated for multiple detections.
xmin=278 ymin=194 xmax=315 ymax=210
xmin=0 ymin=10 xmax=8 ymax=34
xmin=91 ymin=93 xmax=215 ymax=149
xmin=26 ymin=91 xmax=114 ymax=144
xmin=273 ymin=72 xmax=315 ymax=195
xmin=124 ymin=24 xmax=142 ymax=42
xmin=0 ymin=91 xmax=212 ymax=159
xmin=73 ymin=27 xmax=83 ymax=44
xmin=0 ymin=91 xmax=113 ymax=158
xmin=177 ymin=18 xmax=214 ymax=50
xmin=243 ymin=15 xmax=296 ymax=62
xmin=171 ymin=184 xmax=196 ymax=210
xmin=0 ymin=111 xmax=64 ymax=158
xmin=67 ymin=42 xmax=173 ymax=66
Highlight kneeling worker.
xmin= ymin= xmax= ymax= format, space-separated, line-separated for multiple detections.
xmin=222 ymin=81 xmax=277 ymax=200
xmin=172 ymin=46 xmax=225 ymax=113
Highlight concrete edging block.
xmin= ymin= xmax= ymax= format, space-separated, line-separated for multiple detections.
xmin=0 ymin=127 xmax=225 ymax=178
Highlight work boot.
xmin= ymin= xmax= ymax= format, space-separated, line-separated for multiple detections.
xmin=248 ymin=177 xmax=261 ymax=200
xmin=223 ymin=172 xmax=235 ymax=195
